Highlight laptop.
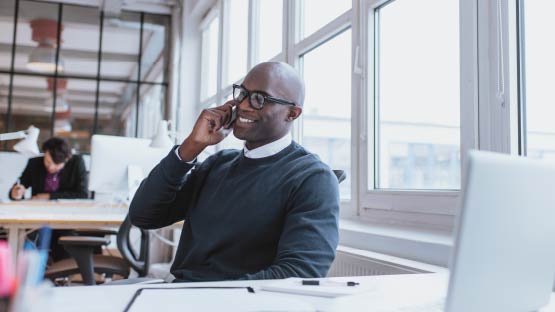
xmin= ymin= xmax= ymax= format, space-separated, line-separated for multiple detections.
xmin=331 ymin=150 xmax=555 ymax=311
xmin=445 ymin=150 xmax=555 ymax=311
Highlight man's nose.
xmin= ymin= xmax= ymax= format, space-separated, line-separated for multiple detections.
xmin=237 ymin=96 xmax=253 ymax=111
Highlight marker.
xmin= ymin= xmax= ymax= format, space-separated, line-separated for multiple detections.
xmin=0 ymin=241 xmax=13 ymax=297
xmin=301 ymin=280 xmax=360 ymax=286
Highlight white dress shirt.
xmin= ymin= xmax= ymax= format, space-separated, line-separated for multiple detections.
xmin=243 ymin=132 xmax=292 ymax=159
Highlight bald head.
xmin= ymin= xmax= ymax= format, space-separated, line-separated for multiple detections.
xmin=244 ymin=62 xmax=305 ymax=107
xmin=233 ymin=62 xmax=305 ymax=149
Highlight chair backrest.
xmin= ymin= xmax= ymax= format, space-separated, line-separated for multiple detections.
xmin=117 ymin=215 xmax=150 ymax=277
xmin=332 ymin=170 xmax=346 ymax=184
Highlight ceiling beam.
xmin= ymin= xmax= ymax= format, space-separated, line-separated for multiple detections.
xmin=0 ymin=43 xmax=138 ymax=63
xmin=0 ymin=85 xmax=120 ymax=99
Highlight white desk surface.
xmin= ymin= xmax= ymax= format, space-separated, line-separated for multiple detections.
xmin=30 ymin=273 xmax=555 ymax=312
xmin=0 ymin=200 xmax=128 ymax=227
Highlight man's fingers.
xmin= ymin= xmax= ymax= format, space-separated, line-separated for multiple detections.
xmin=203 ymin=110 xmax=225 ymax=131
xmin=213 ymin=101 xmax=236 ymax=125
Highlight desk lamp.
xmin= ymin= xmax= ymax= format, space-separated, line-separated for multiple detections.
xmin=0 ymin=126 xmax=40 ymax=156
xmin=149 ymin=120 xmax=173 ymax=149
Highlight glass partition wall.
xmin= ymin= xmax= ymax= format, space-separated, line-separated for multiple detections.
xmin=0 ymin=0 xmax=170 ymax=153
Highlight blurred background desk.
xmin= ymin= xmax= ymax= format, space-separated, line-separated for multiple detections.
xmin=0 ymin=200 xmax=127 ymax=262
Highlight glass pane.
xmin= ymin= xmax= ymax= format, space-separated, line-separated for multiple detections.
xmin=375 ymin=0 xmax=460 ymax=190
xmin=0 ymin=74 xmax=10 ymax=138
xmin=301 ymin=0 xmax=350 ymax=39
xmin=59 ymin=4 xmax=100 ymax=78
xmin=98 ymin=80 xmax=135 ymax=137
xmin=15 ymin=0 xmax=59 ymax=75
xmin=6 ymin=75 xmax=53 ymax=151
xmin=201 ymin=16 xmax=219 ymax=100
xmin=138 ymin=83 xmax=165 ymax=139
xmin=0 ymin=0 xmax=15 ymax=71
xmin=253 ymin=0 xmax=283 ymax=63
xmin=224 ymin=0 xmax=248 ymax=85
xmin=302 ymin=29 xmax=351 ymax=199
xmin=522 ymin=2 xmax=555 ymax=160
xmin=141 ymin=14 xmax=170 ymax=83
xmin=101 ymin=11 xmax=141 ymax=81
xmin=54 ymin=78 xmax=96 ymax=153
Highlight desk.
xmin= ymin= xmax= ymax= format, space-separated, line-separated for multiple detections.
xmin=30 ymin=273 xmax=555 ymax=312
xmin=0 ymin=200 xmax=128 ymax=262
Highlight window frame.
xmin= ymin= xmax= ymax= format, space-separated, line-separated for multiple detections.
xmin=189 ymin=0 xmax=521 ymax=232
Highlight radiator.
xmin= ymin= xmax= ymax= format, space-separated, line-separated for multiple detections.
xmin=327 ymin=246 xmax=446 ymax=277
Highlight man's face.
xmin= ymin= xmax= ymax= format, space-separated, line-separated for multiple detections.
xmin=233 ymin=78 xmax=294 ymax=149
xmin=43 ymin=151 xmax=66 ymax=174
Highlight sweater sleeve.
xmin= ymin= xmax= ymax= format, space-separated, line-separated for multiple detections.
xmin=50 ymin=156 xmax=89 ymax=200
xmin=129 ymin=146 xmax=201 ymax=229
xmin=239 ymin=167 xmax=340 ymax=280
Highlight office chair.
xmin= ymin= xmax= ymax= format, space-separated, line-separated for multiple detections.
xmin=44 ymin=215 xmax=150 ymax=286
xmin=332 ymin=170 xmax=346 ymax=184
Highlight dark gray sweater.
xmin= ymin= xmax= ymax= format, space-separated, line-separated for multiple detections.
xmin=129 ymin=142 xmax=339 ymax=282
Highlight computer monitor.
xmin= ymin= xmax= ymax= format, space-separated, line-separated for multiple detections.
xmin=88 ymin=135 xmax=170 ymax=200
xmin=446 ymin=150 xmax=555 ymax=312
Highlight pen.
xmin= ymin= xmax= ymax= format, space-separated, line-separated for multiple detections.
xmin=301 ymin=280 xmax=360 ymax=286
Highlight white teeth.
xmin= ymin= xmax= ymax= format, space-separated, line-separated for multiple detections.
xmin=239 ymin=117 xmax=255 ymax=123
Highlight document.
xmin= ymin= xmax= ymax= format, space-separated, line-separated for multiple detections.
xmin=126 ymin=288 xmax=315 ymax=312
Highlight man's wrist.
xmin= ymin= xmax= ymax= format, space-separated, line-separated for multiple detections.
xmin=178 ymin=138 xmax=206 ymax=162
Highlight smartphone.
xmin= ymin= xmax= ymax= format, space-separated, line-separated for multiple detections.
xmin=225 ymin=106 xmax=237 ymax=128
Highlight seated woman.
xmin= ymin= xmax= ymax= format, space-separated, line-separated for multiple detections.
xmin=9 ymin=137 xmax=88 ymax=261
xmin=9 ymin=137 xmax=88 ymax=201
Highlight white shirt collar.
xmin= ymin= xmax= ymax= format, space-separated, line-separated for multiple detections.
xmin=243 ymin=133 xmax=292 ymax=159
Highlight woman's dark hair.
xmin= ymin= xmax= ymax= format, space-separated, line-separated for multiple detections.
xmin=42 ymin=137 xmax=72 ymax=164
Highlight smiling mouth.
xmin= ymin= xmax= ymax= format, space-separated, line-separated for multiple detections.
xmin=238 ymin=117 xmax=256 ymax=124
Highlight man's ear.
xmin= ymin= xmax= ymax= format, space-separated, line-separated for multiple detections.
xmin=287 ymin=106 xmax=302 ymax=121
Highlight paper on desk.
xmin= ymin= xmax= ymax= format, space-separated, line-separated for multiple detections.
xmin=127 ymin=288 xmax=315 ymax=312
xmin=261 ymin=278 xmax=376 ymax=298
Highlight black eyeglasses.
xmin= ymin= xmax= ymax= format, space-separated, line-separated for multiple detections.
xmin=232 ymin=84 xmax=296 ymax=110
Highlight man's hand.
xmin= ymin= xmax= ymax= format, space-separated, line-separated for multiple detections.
xmin=178 ymin=101 xmax=236 ymax=161
xmin=31 ymin=193 xmax=50 ymax=200
xmin=10 ymin=184 xmax=26 ymax=200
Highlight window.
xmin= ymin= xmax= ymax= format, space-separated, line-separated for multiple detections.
xmin=197 ymin=0 xmax=353 ymax=200
xmin=301 ymin=29 xmax=352 ymax=199
xmin=253 ymin=0 xmax=283 ymax=63
xmin=520 ymin=1 xmax=555 ymax=160
xmin=200 ymin=14 xmax=219 ymax=101
xmin=223 ymin=0 xmax=248 ymax=85
xmin=0 ymin=0 xmax=15 ymax=71
xmin=0 ymin=0 xmax=171 ymax=153
xmin=372 ymin=0 xmax=460 ymax=190
xmin=301 ymin=0 xmax=351 ymax=39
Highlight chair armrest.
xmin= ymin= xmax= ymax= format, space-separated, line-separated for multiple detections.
xmin=58 ymin=236 xmax=110 ymax=247
xmin=73 ymin=229 xmax=118 ymax=236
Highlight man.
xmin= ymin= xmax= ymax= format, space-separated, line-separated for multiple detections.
xmin=9 ymin=137 xmax=88 ymax=261
xmin=10 ymin=137 xmax=88 ymax=200
xmin=130 ymin=62 xmax=339 ymax=282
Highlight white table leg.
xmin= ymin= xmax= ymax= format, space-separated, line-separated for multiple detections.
xmin=7 ymin=225 xmax=20 ymax=264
